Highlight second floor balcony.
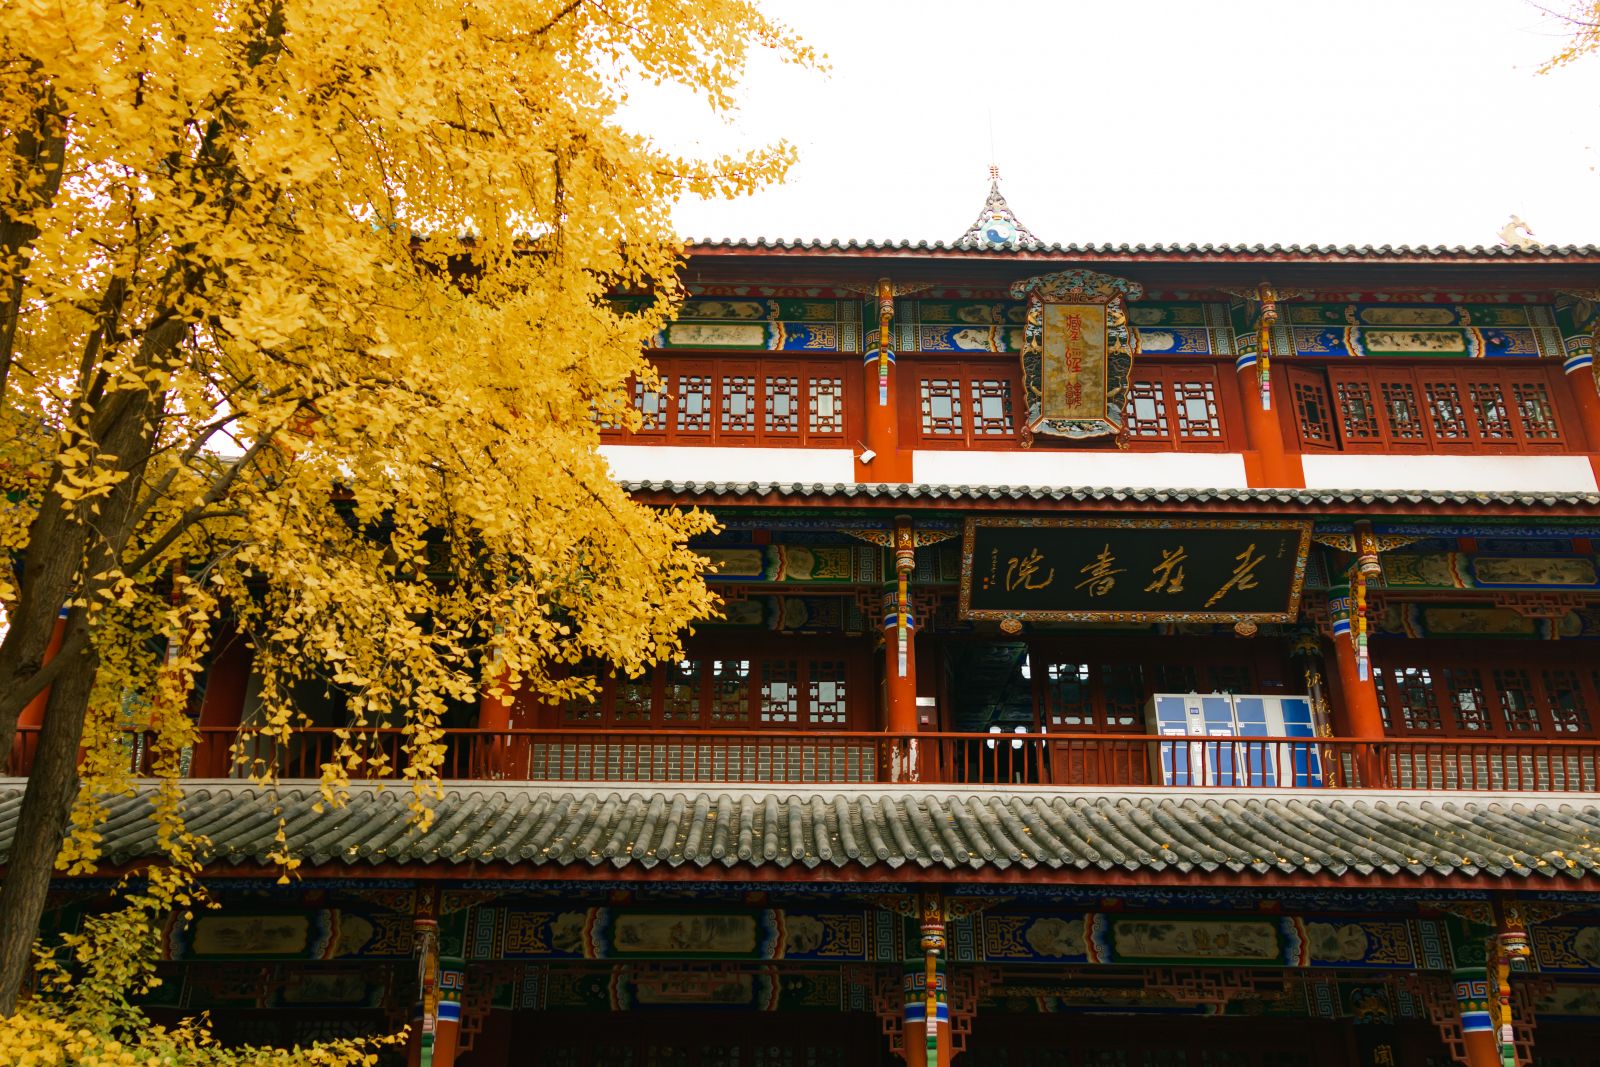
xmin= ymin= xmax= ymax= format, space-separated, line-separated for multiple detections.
xmin=14 ymin=723 xmax=1600 ymax=794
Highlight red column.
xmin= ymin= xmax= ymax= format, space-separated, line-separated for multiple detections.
xmin=1327 ymin=583 xmax=1385 ymax=786
xmin=12 ymin=610 xmax=66 ymax=772
xmin=1238 ymin=366 xmax=1303 ymax=488
xmin=477 ymin=660 xmax=513 ymax=780
xmin=1235 ymin=287 xmax=1304 ymax=489
xmin=1451 ymin=969 xmax=1500 ymax=1067
xmin=884 ymin=517 xmax=923 ymax=782
xmin=902 ymin=895 xmax=951 ymax=1067
xmin=193 ymin=630 xmax=252 ymax=777
xmin=1562 ymin=351 xmax=1600 ymax=486
xmin=431 ymin=959 xmax=465 ymax=1067
xmin=857 ymin=278 xmax=913 ymax=483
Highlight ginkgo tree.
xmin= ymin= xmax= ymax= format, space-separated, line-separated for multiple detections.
xmin=0 ymin=0 xmax=813 ymax=1037
xmin=1540 ymin=1 xmax=1600 ymax=69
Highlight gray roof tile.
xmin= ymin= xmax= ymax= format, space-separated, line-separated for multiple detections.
xmin=685 ymin=237 xmax=1600 ymax=261
xmin=6 ymin=782 xmax=1600 ymax=883
xmin=624 ymin=481 xmax=1600 ymax=511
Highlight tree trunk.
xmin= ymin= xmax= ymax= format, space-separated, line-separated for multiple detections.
xmin=0 ymin=323 xmax=173 ymax=756
xmin=0 ymin=621 xmax=96 ymax=1014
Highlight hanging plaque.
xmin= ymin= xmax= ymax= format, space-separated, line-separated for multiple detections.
xmin=1011 ymin=268 xmax=1143 ymax=439
xmin=959 ymin=517 xmax=1312 ymax=623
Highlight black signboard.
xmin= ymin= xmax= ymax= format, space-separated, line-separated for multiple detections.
xmin=959 ymin=517 xmax=1312 ymax=622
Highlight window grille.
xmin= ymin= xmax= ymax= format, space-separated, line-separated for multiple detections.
xmin=603 ymin=358 xmax=852 ymax=446
xmin=1291 ymin=364 xmax=1572 ymax=453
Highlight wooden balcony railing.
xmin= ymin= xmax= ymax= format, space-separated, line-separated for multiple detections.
xmin=9 ymin=726 xmax=1600 ymax=793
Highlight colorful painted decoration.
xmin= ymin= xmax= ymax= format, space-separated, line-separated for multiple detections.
xmin=652 ymin=296 xmax=862 ymax=353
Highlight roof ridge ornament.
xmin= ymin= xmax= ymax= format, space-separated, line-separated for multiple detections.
xmin=956 ymin=167 xmax=1041 ymax=249
xmin=1497 ymin=214 xmax=1537 ymax=249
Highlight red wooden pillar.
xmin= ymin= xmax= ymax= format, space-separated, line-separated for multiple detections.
xmin=1451 ymin=968 xmax=1500 ymax=1067
xmin=408 ymin=885 xmax=465 ymax=1067
xmin=1327 ymin=583 xmax=1385 ymax=786
xmin=1235 ymin=286 xmax=1304 ymax=489
xmin=1562 ymin=348 xmax=1600 ymax=486
xmin=902 ymin=894 xmax=950 ymax=1067
xmin=12 ymin=609 xmax=68 ymax=771
xmin=884 ymin=517 xmax=924 ymax=782
xmin=1237 ymin=365 xmax=1304 ymax=488
xmin=857 ymin=278 xmax=913 ymax=483
xmin=1228 ymin=283 xmax=1305 ymax=489
xmin=477 ymin=653 xmax=513 ymax=780
xmin=193 ymin=630 xmax=252 ymax=777
xmin=431 ymin=959 xmax=465 ymax=1067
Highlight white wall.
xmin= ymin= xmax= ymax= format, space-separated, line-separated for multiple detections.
xmin=601 ymin=445 xmax=856 ymax=484
xmin=1301 ymin=454 xmax=1598 ymax=494
xmin=910 ymin=450 xmax=1251 ymax=490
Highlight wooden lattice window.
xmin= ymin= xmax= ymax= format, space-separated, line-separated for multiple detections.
xmin=1124 ymin=380 xmax=1169 ymax=439
xmin=613 ymin=675 xmax=654 ymax=724
xmin=905 ymin=359 xmax=1231 ymax=450
xmin=1423 ymin=379 xmax=1471 ymax=442
xmin=905 ymin=362 xmax=1023 ymax=446
xmin=1171 ymin=378 xmax=1222 ymax=439
xmin=1287 ymin=368 xmax=1337 ymax=450
xmin=919 ymin=377 xmax=965 ymax=437
xmin=1444 ymin=667 xmax=1493 ymax=732
xmin=1043 ymin=662 xmax=1095 ymax=729
xmin=760 ymin=659 xmax=801 ymax=723
xmin=1545 ymin=669 xmax=1594 ymax=733
xmin=969 ymin=378 xmax=1016 ymax=436
xmin=809 ymin=376 xmax=845 ymax=435
xmin=675 ymin=372 xmax=714 ymax=435
xmin=633 ymin=379 xmax=667 ymax=433
xmin=604 ymin=357 xmax=853 ymax=446
xmin=1375 ymin=647 xmax=1600 ymax=737
xmin=710 ymin=658 xmax=752 ymax=725
xmin=1121 ymin=365 xmax=1227 ymax=448
xmin=1494 ymin=668 xmax=1540 ymax=732
xmin=1337 ymin=377 xmax=1383 ymax=442
xmin=764 ymin=374 xmax=800 ymax=434
xmin=807 ymin=661 xmax=849 ymax=725
xmin=1467 ymin=379 xmax=1516 ymax=441
xmin=1514 ymin=380 xmax=1561 ymax=440
xmin=662 ymin=659 xmax=701 ymax=723
xmin=1099 ymin=663 xmax=1146 ymax=729
xmin=556 ymin=651 xmax=865 ymax=730
xmin=719 ymin=373 xmax=757 ymax=433
xmin=1375 ymin=665 xmax=1443 ymax=732
xmin=1293 ymin=364 xmax=1576 ymax=453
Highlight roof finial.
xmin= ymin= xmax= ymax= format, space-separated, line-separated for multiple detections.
xmin=957 ymin=167 xmax=1040 ymax=249
xmin=1497 ymin=214 xmax=1537 ymax=249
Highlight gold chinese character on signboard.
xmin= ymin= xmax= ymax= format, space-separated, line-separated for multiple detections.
xmin=1143 ymin=546 xmax=1187 ymax=594
xmin=1004 ymin=549 xmax=1055 ymax=592
xmin=1074 ymin=544 xmax=1124 ymax=597
xmin=1204 ymin=543 xmax=1265 ymax=608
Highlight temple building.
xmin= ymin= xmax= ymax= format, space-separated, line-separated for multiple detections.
xmin=11 ymin=180 xmax=1600 ymax=1066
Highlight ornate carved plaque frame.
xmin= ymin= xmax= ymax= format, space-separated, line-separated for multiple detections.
xmin=1010 ymin=268 xmax=1145 ymax=440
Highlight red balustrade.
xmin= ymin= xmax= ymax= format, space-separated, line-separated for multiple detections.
xmin=7 ymin=726 xmax=1600 ymax=793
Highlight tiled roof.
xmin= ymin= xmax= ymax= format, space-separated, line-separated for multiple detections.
xmin=6 ymin=782 xmax=1598 ymax=882
xmin=623 ymin=481 xmax=1600 ymax=512
xmin=686 ymin=237 xmax=1600 ymax=261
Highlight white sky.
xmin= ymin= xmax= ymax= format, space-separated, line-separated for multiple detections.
xmin=624 ymin=0 xmax=1600 ymax=248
